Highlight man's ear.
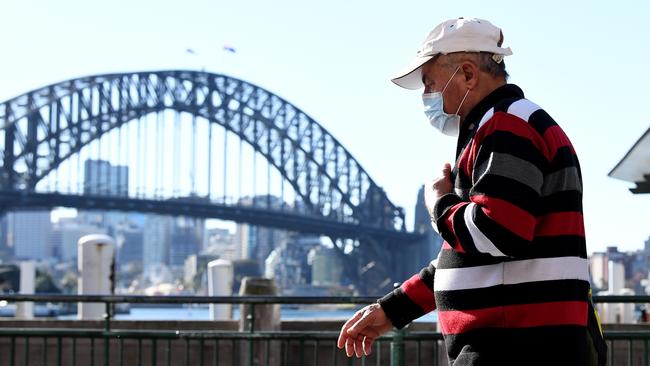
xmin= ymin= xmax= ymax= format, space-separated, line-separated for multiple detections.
xmin=461 ymin=62 xmax=479 ymax=89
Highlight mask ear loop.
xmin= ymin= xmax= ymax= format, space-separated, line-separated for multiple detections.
xmin=441 ymin=65 xmax=462 ymax=95
xmin=455 ymin=88 xmax=470 ymax=115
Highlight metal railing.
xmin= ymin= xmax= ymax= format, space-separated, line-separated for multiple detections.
xmin=0 ymin=294 xmax=648 ymax=366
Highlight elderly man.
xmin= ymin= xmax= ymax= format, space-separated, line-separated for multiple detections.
xmin=337 ymin=18 xmax=606 ymax=365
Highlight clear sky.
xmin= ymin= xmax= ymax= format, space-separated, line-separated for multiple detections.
xmin=1 ymin=0 xmax=648 ymax=254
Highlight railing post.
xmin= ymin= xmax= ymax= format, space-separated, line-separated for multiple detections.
xmin=390 ymin=328 xmax=405 ymax=366
xmin=248 ymin=304 xmax=255 ymax=366
xmin=390 ymin=282 xmax=405 ymax=366
xmin=104 ymin=301 xmax=111 ymax=366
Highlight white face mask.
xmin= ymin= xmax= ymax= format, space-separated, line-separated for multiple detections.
xmin=422 ymin=66 xmax=470 ymax=137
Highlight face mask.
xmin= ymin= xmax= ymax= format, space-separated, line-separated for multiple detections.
xmin=422 ymin=66 xmax=470 ymax=137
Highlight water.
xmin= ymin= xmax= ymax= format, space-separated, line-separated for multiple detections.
xmin=110 ymin=306 xmax=438 ymax=322
xmin=58 ymin=306 xmax=437 ymax=323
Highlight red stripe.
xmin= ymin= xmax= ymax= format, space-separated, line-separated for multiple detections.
xmin=472 ymin=194 xmax=536 ymax=241
xmin=444 ymin=202 xmax=467 ymax=253
xmin=536 ymin=212 xmax=585 ymax=237
xmin=474 ymin=112 xmax=549 ymax=161
xmin=438 ymin=301 xmax=587 ymax=335
xmin=543 ymin=125 xmax=576 ymax=161
xmin=401 ymin=274 xmax=436 ymax=313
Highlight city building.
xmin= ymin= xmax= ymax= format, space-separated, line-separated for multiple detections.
xmin=265 ymin=235 xmax=319 ymax=293
xmin=115 ymin=223 xmax=144 ymax=265
xmin=236 ymin=195 xmax=289 ymax=272
xmin=0 ymin=215 xmax=11 ymax=262
xmin=204 ymin=228 xmax=238 ymax=260
xmin=308 ymin=245 xmax=344 ymax=287
xmin=184 ymin=253 xmax=219 ymax=294
xmin=5 ymin=211 xmax=52 ymax=260
xmin=142 ymin=214 xmax=172 ymax=273
xmin=168 ymin=216 xmax=204 ymax=267
xmin=590 ymin=252 xmax=608 ymax=291
xmin=83 ymin=159 xmax=129 ymax=196
xmin=50 ymin=218 xmax=107 ymax=261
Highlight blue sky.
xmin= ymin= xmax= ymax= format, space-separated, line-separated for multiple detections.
xmin=1 ymin=0 xmax=648 ymax=253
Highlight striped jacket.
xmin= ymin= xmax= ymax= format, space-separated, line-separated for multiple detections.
xmin=379 ymin=84 xmax=593 ymax=365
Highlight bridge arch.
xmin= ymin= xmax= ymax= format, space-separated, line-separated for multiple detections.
xmin=0 ymin=70 xmax=405 ymax=231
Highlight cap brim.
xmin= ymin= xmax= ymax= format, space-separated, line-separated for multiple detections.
xmin=391 ymin=55 xmax=434 ymax=90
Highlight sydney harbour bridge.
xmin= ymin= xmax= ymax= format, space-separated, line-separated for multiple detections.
xmin=0 ymin=70 xmax=425 ymax=294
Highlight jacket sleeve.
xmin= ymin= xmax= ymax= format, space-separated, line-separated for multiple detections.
xmin=377 ymin=261 xmax=436 ymax=329
xmin=431 ymin=112 xmax=548 ymax=258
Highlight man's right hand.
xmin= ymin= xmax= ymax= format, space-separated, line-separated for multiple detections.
xmin=337 ymin=303 xmax=394 ymax=358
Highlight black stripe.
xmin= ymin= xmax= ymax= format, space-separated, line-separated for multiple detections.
xmin=473 ymin=204 xmax=531 ymax=256
xmin=432 ymin=193 xmax=463 ymax=224
xmin=549 ymin=146 xmax=580 ymax=171
xmin=492 ymin=97 xmax=521 ymax=113
xmin=443 ymin=326 xmax=590 ymax=365
xmin=452 ymin=204 xmax=479 ymax=254
xmin=418 ymin=263 xmax=436 ymax=289
xmin=526 ymin=235 xmax=588 ymax=259
xmin=470 ymin=174 xmax=539 ymax=216
xmin=528 ymin=108 xmax=557 ymax=136
xmin=435 ymin=279 xmax=589 ymax=311
xmin=475 ymin=130 xmax=548 ymax=172
xmin=436 ymin=248 xmax=505 ymax=269
xmin=377 ymin=288 xmax=426 ymax=330
xmin=538 ymin=191 xmax=583 ymax=215
xmin=452 ymin=166 xmax=472 ymax=201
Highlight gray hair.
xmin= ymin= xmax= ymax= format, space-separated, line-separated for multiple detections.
xmin=441 ymin=52 xmax=509 ymax=80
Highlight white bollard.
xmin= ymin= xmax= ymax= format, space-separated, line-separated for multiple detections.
xmin=207 ymin=259 xmax=233 ymax=320
xmin=78 ymin=234 xmax=115 ymax=320
xmin=15 ymin=261 xmax=35 ymax=319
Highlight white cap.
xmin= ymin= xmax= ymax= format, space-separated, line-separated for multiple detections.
xmin=391 ymin=18 xmax=513 ymax=90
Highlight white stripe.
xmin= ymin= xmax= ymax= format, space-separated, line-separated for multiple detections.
xmin=434 ymin=256 xmax=590 ymax=292
xmin=477 ymin=107 xmax=494 ymax=130
xmin=464 ymin=203 xmax=506 ymax=257
xmin=506 ymin=98 xmax=541 ymax=123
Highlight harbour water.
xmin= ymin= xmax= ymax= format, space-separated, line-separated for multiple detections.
xmin=58 ymin=306 xmax=438 ymax=322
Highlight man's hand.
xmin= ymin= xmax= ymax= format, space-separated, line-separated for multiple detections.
xmin=337 ymin=303 xmax=394 ymax=358
xmin=424 ymin=163 xmax=454 ymax=217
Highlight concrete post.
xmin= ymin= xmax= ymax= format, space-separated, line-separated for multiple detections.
xmin=15 ymin=261 xmax=35 ymax=319
xmin=208 ymin=259 xmax=233 ymax=320
xmin=77 ymin=234 xmax=115 ymax=320
xmin=239 ymin=277 xmax=280 ymax=366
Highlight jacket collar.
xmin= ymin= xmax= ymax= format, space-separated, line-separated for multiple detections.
xmin=456 ymin=83 xmax=524 ymax=157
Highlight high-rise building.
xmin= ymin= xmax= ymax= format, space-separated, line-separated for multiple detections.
xmin=6 ymin=211 xmax=52 ymax=260
xmin=204 ymin=228 xmax=238 ymax=260
xmin=0 ymin=215 xmax=11 ymax=261
xmin=83 ymin=159 xmax=128 ymax=196
xmin=168 ymin=216 xmax=204 ymax=267
xmin=308 ymin=245 xmax=344 ymax=287
xmin=236 ymin=195 xmax=289 ymax=272
xmin=142 ymin=214 xmax=172 ymax=273
xmin=50 ymin=218 xmax=107 ymax=261
xmin=115 ymin=224 xmax=144 ymax=265
xmin=265 ymin=235 xmax=319 ymax=292
xmin=590 ymin=252 xmax=608 ymax=291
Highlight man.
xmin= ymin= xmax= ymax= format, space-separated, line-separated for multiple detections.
xmin=337 ymin=18 xmax=605 ymax=365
